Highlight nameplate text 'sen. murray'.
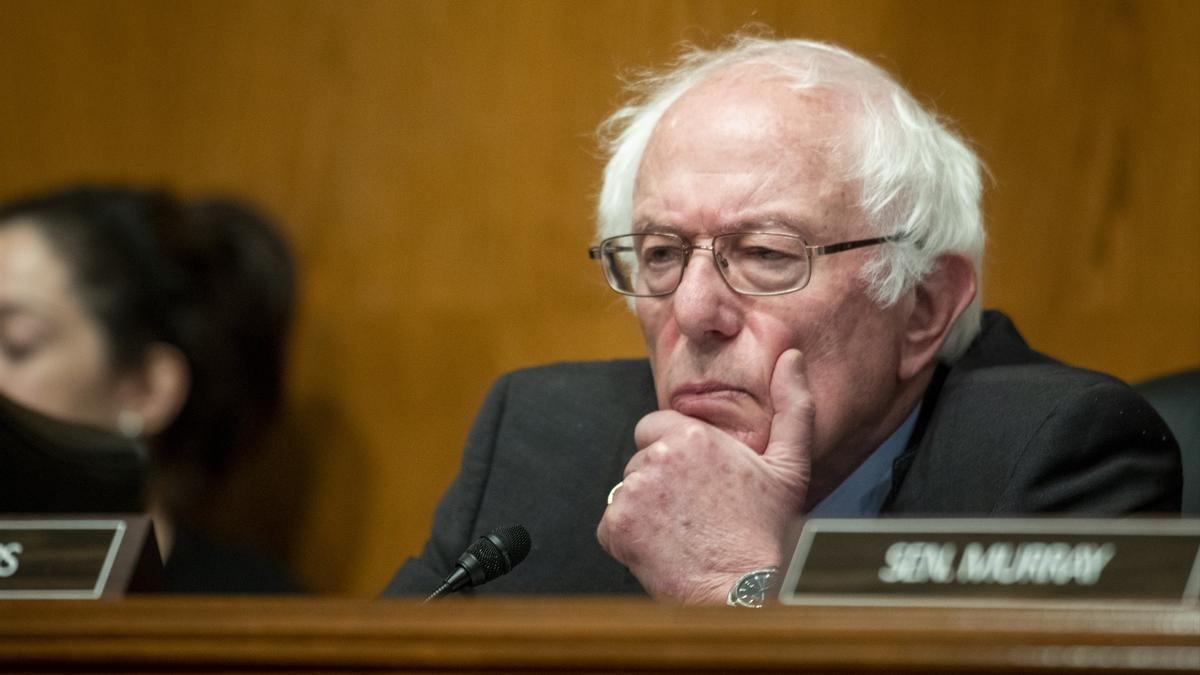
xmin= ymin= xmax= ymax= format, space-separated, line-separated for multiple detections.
xmin=777 ymin=518 xmax=1200 ymax=607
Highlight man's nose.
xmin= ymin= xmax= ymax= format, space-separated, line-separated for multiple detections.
xmin=671 ymin=249 xmax=742 ymax=341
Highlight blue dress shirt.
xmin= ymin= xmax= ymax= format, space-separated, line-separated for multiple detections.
xmin=807 ymin=405 xmax=921 ymax=517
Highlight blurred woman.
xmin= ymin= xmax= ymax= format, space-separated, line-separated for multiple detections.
xmin=0 ymin=185 xmax=300 ymax=592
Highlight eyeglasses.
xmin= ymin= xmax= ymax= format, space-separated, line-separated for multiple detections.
xmin=587 ymin=231 xmax=902 ymax=297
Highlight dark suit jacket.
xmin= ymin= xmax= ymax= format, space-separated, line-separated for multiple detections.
xmin=384 ymin=311 xmax=1182 ymax=596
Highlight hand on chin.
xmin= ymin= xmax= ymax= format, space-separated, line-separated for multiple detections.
xmin=597 ymin=350 xmax=814 ymax=604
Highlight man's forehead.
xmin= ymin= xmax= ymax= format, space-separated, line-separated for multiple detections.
xmin=641 ymin=65 xmax=850 ymax=178
xmin=634 ymin=67 xmax=860 ymax=239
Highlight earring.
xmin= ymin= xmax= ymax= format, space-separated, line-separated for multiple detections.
xmin=117 ymin=410 xmax=145 ymax=439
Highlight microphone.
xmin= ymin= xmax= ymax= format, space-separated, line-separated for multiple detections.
xmin=425 ymin=524 xmax=531 ymax=601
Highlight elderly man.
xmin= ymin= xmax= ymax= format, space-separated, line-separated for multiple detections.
xmin=386 ymin=37 xmax=1180 ymax=602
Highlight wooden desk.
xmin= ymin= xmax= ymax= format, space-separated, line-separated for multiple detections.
xmin=2 ymin=597 xmax=1197 ymax=672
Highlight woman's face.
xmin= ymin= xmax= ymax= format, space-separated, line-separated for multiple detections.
xmin=0 ymin=220 xmax=126 ymax=430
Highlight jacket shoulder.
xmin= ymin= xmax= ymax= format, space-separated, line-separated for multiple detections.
xmin=889 ymin=312 xmax=1182 ymax=514
xmin=498 ymin=359 xmax=655 ymax=418
xmin=505 ymin=358 xmax=653 ymax=388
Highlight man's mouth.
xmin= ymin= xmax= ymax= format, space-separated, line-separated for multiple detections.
xmin=663 ymin=379 xmax=772 ymax=452
xmin=669 ymin=381 xmax=755 ymax=417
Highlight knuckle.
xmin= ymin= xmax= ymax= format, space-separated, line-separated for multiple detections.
xmin=678 ymin=421 xmax=707 ymax=445
xmin=609 ymin=508 xmax=636 ymax=537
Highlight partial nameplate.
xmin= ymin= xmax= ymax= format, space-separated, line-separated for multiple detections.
xmin=0 ymin=515 xmax=159 ymax=599
xmin=776 ymin=518 xmax=1200 ymax=608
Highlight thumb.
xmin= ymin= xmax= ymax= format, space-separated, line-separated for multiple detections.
xmin=763 ymin=349 xmax=814 ymax=483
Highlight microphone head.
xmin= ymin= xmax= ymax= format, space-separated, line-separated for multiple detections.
xmin=460 ymin=524 xmax=532 ymax=585
xmin=487 ymin=524 xmax=532 ymax=569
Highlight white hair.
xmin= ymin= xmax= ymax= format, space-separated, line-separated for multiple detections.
xmin=596 ymin=36 xmax=984 ymax=361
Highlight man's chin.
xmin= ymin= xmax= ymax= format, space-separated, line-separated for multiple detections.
xmin=671 ymin=398 xmax=769 ymax=454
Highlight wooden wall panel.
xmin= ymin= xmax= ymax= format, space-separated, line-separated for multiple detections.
xmin=0 ymin=0 xmax=1195 ymax=595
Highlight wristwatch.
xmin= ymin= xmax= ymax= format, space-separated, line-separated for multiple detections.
xmin=726 ymin=566 xmax=778 ymax=608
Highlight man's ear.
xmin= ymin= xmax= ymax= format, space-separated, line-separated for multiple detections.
xmin=116 ymin=343 xmax=191 ymax=438
xmin=899 ymin=253 xmax=977 ymax=380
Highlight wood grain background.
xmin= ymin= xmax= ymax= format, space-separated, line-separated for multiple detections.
xmin=0 ymin=0 xmax=1196 ymax=595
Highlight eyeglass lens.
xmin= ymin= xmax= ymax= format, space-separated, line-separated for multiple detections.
xmin=599 ymin=233 xmax=812 ymax=296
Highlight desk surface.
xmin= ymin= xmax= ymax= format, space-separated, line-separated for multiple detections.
xmin=2 ymin=596 xmax=1198 ymax=672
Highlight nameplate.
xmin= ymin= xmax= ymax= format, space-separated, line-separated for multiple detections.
xmin=777 ymin=518 xmax=1200 ymax=607
xmin=0 ymin=516 xmax=161 ymax=599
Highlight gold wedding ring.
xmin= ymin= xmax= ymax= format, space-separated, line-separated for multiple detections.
xmin=607 ymin=481 xmax=624 ymax=505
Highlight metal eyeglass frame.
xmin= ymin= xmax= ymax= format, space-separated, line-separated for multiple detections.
xmin=587 ymin=231 xmax=905 ymax=297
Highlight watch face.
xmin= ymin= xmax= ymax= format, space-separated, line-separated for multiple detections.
xmin=732 ymin=569 xmax=776 ymax=608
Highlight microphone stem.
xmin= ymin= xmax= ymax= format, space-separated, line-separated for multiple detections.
xmin=424 ymin=582 xmax=452 ymax=603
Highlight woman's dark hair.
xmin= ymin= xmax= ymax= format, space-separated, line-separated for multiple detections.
xmin=0 ymin=185 xmax=295 ymax=485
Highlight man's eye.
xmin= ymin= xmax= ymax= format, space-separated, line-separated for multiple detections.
xmin=745 ymin=247 xmax=786 ymax=261
xmin=734 ymin=246 xmax=801 ymax=264
xmin=642 ymin=246 xmax=682 ymax=265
